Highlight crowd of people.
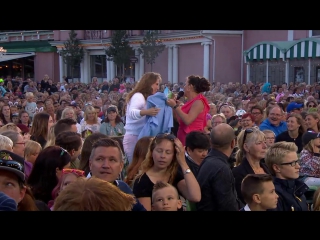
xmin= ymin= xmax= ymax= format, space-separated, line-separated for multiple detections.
xmin=1 ymin=73 xmax=320 ymax=211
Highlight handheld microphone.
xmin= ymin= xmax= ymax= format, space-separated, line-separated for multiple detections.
xmin=177 ymin=91 xmax=184 ymax=100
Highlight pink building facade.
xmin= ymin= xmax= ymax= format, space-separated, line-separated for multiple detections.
xmin=1 ymin=30 xmax=320 ymax=85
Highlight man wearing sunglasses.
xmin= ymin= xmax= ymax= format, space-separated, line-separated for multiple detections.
xmin=196 ymin=123 xmax=242 ymax=211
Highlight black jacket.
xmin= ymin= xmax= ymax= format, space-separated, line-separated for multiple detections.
xmin=232 ymin=157 xmax=271 ymax=205
xmin=273 ymin=177 xmax=309 ymax=211
xmin=196 ymin=148 xmax=242 ymax=211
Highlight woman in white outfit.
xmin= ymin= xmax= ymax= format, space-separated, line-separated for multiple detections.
xmin=123 ymin=72 xmax=161 ymax=164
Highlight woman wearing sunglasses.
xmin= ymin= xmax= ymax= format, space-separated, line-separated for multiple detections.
xmin=265 ymin=142 xmax=309 ymax=211
xmin=299 ymin=131 xmax=320 ymax=187
xmin=232 ymin=127 xmax=270 ymax=205
xmin=48 ymin=168 xmax=85 ymax=210
xmin=27 ymin=146 xmax=71 ymax=205
xmin=132 ymin=133 xmax=201 ymax=211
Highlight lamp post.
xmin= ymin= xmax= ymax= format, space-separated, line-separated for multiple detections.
xmin=0 ymin=47 xmax=7 ymax=57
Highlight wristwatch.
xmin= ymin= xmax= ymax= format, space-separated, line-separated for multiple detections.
xmin=184 ymin=168 xmax=191 ymax=175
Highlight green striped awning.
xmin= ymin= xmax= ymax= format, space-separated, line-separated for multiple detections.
xmin=245 ymin=43 xmax=286 ymax=62
xmin=286 ymin=38 xmax=320 ymax=59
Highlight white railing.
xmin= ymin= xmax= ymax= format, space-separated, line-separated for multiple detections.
xmin=0 ymin=30 xmax=54 ymax=42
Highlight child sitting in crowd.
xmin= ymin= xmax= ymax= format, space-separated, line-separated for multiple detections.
xmin=151 ymin=181 xmax=182 ymax=211
xmin=240 ymin=174 xmax=279 ymax=211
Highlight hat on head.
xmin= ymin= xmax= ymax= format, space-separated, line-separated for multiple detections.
xmin=0 ymin=150 xmax=25 ymax=182
xmin=302 ymin=131 xmax=320 ymax=146
xmin=0 ymin=78 xmax=3 ymax=83
xmin=70 ymin=102 xmax=77 ymax=107
xmin=236 ymin=109 xmax=246 ymax=117
xmin=287 ymin=102 xmax=304 ymax=113
xmin=107 ymin=105 xmax=118 ymax=114
xmin=16 ymin=123 xmax=29 ymax=133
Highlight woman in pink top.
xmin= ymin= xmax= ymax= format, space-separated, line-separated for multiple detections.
xmin=167 ymin=75 xmax=210 ymax=145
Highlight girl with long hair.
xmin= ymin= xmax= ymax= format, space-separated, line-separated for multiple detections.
xmin=123 ymin=72 xmax=161 ymax=163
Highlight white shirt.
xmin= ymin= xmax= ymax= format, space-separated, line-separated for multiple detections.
xmin=244 ymin=204 xmax=251 ymax=211
xmin=124 ymin=92 xmax=147 ymax=135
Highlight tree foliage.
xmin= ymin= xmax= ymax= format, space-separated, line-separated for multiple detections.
xmin=105 ymin=30 xmax=132 ymax=75
xmin=138 ymin=30 xmax=165 ymax=71
xmin=60 ymin=30 xmax=84 ymax=80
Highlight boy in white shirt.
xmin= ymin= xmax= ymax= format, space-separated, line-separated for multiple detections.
xmin=240 ymin=174 xmax=278 ymax=211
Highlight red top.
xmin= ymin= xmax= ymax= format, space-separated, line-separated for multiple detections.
xmin=177 ymin=94 xmax=209 ymax=145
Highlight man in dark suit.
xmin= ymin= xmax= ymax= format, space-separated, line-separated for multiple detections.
xmin=196 ymin=123 xmax=242 ymax=211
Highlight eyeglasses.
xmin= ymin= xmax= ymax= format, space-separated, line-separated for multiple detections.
xmin=60 ymin=147 xmax=68 ymax=156
xmin=154 ymin=133 xmax=176 ymax=144
xmin=280 ymin=159 xmax=300 ymax=167
xmin=0 ymin=159 xmax=23 ymax=171
xmin=62 ymin=168 xmax=85 ymax=177
xmin=242 ymin=128 xmax=254 ymax=148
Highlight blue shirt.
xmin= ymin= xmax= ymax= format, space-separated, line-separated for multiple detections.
xmin=138 ymin=92 xmax=173 ymax=139
xmin=259 ymin=118 xmax=287 ymax=137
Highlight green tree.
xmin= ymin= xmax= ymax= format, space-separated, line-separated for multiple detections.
xmin=60 ymin=30 xmax=84 ymax=81
xmin=138 ymin=30 xmax=165 ymax=71
xmin=105 ymin=30 xmax=132 ymax=76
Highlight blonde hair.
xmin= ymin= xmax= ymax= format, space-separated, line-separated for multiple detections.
xmin=262 ymin=130 xmax=275 ymax=137
xmin=313 ymin=188 xmax=320 ymax=211
xmin=264 ymin=142 xmax=298 ymax=176
xmin=235 ymin=127 xmax=265 ymax=166
xmin=211 ymin=113 xmax=226 ymax=123
xmin=25 ymin=92 xmax=34 ymax=98
xmin=305 ymin=112 xmax=320 ymax=131
xmin=61 ymin=107 xmax=77 ymax=121
xmin=53 ymin=177 xmax=136 ymax=211
xmin=24 ymin=140 xmax=42 ymax=158
xmin=219 ymin=105 xmax=235 ymax=116
xmin=135 ymin=135 xmax=178 ymax=185
xmin=0 ymin=135 xmax=13 ymax=150
xmin=43 ymin=125 xmax=55 ymax=149
xmin=84 ymin=106 xmax=98 ymax=123
xmin=0 ymin=123 xmax=20 ymax=133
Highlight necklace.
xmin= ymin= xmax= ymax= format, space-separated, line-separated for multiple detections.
xmin=288 ymin=131 xmax=299 ymax=141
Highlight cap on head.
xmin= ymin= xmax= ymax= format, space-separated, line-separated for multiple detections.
xmin=0 ymin=150 xmax=25 ymax=182
xmin=302 ymin=131 xmax=320 ymax=146
xmin=286 ymin=102 xmax=304 ymax=113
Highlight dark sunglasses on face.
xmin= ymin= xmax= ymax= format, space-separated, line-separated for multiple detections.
xmin=280 ymin=159 xmax=300 ymax=167
xmin=308 ymin=105 xmax=315 ymax=107
xmin=0 ymin=159 xmax=23 ymax=171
